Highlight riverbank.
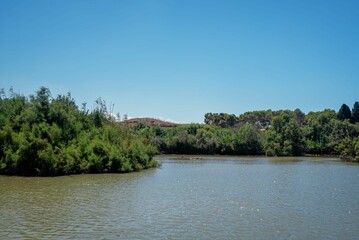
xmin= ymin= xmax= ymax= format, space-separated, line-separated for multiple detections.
xmin=155 ymin=154 xmax=341 ymax=162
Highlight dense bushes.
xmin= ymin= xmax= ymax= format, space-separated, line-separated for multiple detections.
xmin=133 ymin=107 xmax=359 ymax=161
xmin=2 ymin=86 xmax=358 ymax=173
xmin=134 ymin=123 xmax=264 ymax=155
xmin=0 ymin=87 xmax=157 ymax=176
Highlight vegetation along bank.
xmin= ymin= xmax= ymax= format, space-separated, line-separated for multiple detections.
xmin=132 ymin=105 xmax=359 ymax=161
xmin=1 ymin=87 xmax=359 ymax=176
xmin=0 ymin=87 xmax=158 ymax=176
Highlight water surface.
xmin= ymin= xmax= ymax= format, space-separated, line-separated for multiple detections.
xmin=1 ymin=156 xmax=358 ymax=239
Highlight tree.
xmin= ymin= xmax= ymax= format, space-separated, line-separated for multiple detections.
xmin=204 ymin=113 xmax=213 ymax=125
xmin=294 ymin=108 xmax=305 ymax=126
xmin=352 ymin=102 xmax=359 ymax=123
xmin=34 ymin=86 xmax=51 ymax=121
xmin=304 ymin=110 xmax=337 ymax=154
xmin=203 ymin=113 xmax=238 ymax=128
xmin=338 ymin=104 xmax=351 ymax=120
xmin=264 ymin=113 xmax=305 ymax=156
xmin=234 ymin=123 xmax=263 ymax=155
xmin=0 ymin=87 xmax=158 ymax=176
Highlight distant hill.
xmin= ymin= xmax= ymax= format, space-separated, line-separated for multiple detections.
xmin=123 ymin=118 xmax=178 ymax=127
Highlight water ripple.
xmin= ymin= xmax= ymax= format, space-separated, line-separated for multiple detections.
xmin=1 ymin=157 xmax=359 ymax=239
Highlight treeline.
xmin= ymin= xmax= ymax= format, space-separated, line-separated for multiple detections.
xmin=0 ymin=87 xmax=157 ymax=176
xmin=205 ymin=109 xmax=306 ymax=128
xmin=133 ymin=104 xmax=359 ymax=162
xmin=2 ymin=87 xmax=358 ymax=176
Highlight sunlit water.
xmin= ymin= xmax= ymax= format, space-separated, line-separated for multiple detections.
xmin=1 ymin=156 xmax=359 ymax=239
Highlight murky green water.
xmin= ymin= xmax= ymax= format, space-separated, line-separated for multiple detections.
xmin=1 ymin=156 xmax=359 ymax=239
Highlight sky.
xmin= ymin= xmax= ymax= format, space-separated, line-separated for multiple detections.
xmin=0 ymin=0 xmax=358 ymax=123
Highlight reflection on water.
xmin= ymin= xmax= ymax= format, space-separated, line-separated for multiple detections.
xmin=0 ymin=156 xmax=358 ymax=239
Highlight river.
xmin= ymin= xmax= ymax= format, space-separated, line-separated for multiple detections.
xmin=1 ymin=156 xmax=358 ymax=239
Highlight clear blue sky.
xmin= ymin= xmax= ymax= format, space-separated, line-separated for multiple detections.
xmin=1 ymin=0 xmax=358 ymax=123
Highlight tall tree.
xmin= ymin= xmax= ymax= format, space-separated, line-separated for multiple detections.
xmin=338 ymin=104 xmax=351 ymax=120
xmin=264 ymin=113 xmax=305 ymax=156
xmin=204 ymin=113 xmax=213 ymax=125
xmin=352 ymin=102 xmax=359 ymax=123
xmin=294 ymin=108 xmax=305 ymax=126
xmin=34 ymin=86 xmax=51 ymax=121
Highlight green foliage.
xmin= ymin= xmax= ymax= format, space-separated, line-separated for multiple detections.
xmin=0 ymin=87 xmax=157 ymax=176
xmin=234 ymin=123 xmax=263 ymax=155
xmin=352 ymin=102 xmax=359 ymax=123
xmin=203 ymin=107 xmax=359 ymax=159
xmin=128 ymin=104 xmax=359 ymax=160
xmin=204 ymin=113 xmax=238 ymax=128
xmin=264 ymin=114 xmax=305 ymax=156
xmin=3 ymin=86 xmax=358 ymax=169
xmin=237 ymin=109 xmax=299 ymax=128
xmin=338 ymin=104 xmax=351 ymax=120
xmin=335 ymin=138 xmax=356 ymax=161
xmin=139 ymin=123 xmax=264 ymax=155
xmin=303 ymin=109 xmax=336 ymax=154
